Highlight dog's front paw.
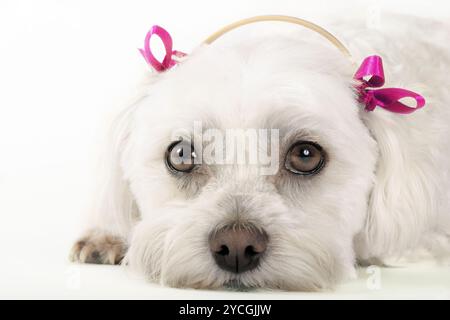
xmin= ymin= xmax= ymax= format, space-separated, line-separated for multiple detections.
xmin=70 ymin=230 xmax=127 ymax=265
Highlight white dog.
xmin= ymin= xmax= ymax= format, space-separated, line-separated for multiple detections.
xmin=70 ymin=14 xmax=450 ymax=291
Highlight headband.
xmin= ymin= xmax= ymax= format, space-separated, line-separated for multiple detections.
xmin=139 ymin=15 xmax=425 ymax=114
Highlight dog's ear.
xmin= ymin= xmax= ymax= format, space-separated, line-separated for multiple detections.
xmin=356 ymin=113 xmax=437 ymax=260
xmin=88 ymin=102 xmax=140 ymax=238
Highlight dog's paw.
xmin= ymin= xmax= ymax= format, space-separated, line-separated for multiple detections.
xmin=70 ymin=230 xmax=127 ymax=265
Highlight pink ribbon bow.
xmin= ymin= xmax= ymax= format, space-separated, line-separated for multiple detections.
xmin=354 ymin=55 xmax=425 ymax=114
xmin=139 ymin=27 xmax=425 ymax=114
xmin=139 ymin=25 xmax=186 ymax=72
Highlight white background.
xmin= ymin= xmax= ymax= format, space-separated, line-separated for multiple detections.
xmin=0 ymin=0 xmax=449 ymax=299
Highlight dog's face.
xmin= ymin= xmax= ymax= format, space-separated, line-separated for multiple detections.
xmin=123 ymin=37 xmax=378 ymax=290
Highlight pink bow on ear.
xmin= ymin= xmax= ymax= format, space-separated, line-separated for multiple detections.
xmin=354 ymin=55 xmax=425 ymax=114
xmin=139 ymin=25 xmax=186 ymax=72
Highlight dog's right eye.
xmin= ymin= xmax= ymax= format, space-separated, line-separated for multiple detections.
xmin=165 ymin=140 xmax=197 ymax=173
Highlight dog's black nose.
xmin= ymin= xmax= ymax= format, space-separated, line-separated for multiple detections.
xmin=209 ymin=224 xmax=268 ymax=274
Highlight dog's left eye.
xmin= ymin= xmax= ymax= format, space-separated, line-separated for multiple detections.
xmin=285 ymin=141 xmax=325 ymax=175
xmin=165 ymin=140 xmax=197 ymax=173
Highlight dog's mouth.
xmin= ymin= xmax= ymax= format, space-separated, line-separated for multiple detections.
xmin=223 ymin=279 xmax=254 ymax=291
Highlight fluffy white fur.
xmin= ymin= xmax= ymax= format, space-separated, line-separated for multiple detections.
xmin=71 ymin=15 xmax=450 ymax=291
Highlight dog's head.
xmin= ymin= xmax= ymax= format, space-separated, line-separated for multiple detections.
xmin=114 ymin=35 xmax=379 ymax=290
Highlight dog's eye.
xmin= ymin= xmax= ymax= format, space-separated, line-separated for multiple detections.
xmin=285 ymin=142 xmax=325 ymax=175
xmin=165 ymin=140 xmax=197 ymax=173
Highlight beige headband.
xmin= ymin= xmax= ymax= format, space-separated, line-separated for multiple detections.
xmin=202 ymin=15 xmax=352 ymax=59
